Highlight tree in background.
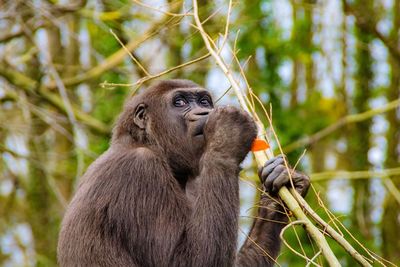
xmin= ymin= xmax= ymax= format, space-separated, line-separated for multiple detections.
xmin=0 ymin=0 xmax=399 ymax=266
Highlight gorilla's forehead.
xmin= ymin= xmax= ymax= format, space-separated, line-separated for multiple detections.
xmin=128 ymin=80 xmax=213 ymax=107
xmin=168 ymin=87 xmax=212 ymax=97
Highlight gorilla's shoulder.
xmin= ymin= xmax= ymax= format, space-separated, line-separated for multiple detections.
xmin=103 ymin=146 xmax=166 ymax=170
xmin=131 ymin=146 xmax=156 ymax=159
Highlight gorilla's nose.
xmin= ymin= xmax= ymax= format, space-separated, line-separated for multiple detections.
xmin=189 ymin=110 xmax=210 ymax=121
xmin=194 ymin=110 xmax=209 ymax=117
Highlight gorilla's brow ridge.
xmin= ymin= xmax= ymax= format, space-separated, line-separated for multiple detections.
xmin=172 ymin=89 xmax=212 ymax=100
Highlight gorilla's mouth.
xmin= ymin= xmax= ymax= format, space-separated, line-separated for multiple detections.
xmin=193 ymin=123 xmax=204 ymax=136
xmin=192 ymin=117 xmax=207 ymax=137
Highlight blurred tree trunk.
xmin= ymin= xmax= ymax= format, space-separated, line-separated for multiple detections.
xmin=335 ymin=0 xmax=350 ymax=171
xmin=187 ymin=0 xmax=210 ymax=84
xmin=290 ymin=0 xmax=299 ymax=108
xmin=26 ymin=52 xmax=59 ymax=267
xmin=347 ymin=0 xmax=374 ymax=239
xmin=46 ymin=20 xmax=75 ymax=203
xmin=56 ymin=13 xmax=79 ymax=200
xmin=302 ymin=1 xmax=320 ymax=172
xmin=165 ymin=0 xmax=183 ymax=76
xmin=304 ymin=1 xmax=315 ymax=97
xmin=381 ymin=0 xmax=400 ymax=264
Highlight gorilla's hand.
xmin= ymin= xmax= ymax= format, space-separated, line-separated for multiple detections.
xmin=204 ymin=106 xmax=257 ymax=164
xmin=258 ymin=155 xmax=310 ymax=197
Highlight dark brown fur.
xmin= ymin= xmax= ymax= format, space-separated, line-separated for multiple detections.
xmin=58 ymin=79 xmax=306 ymax=267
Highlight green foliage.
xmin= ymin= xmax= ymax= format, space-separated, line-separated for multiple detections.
xmin=0 ymin=0 xmax=399 ymax=266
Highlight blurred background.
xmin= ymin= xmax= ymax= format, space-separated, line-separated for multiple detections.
xmin=0 ymin=0 xmax=399 ymax=266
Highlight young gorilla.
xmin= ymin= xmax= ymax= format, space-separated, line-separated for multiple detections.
xmin=58 ymin=79 xmax=310 ymax=267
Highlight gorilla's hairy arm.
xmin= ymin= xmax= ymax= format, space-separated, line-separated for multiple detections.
xmin=57 ymin=80 xmax=310 ymax=267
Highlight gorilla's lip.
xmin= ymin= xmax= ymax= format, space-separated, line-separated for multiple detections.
xmin=193 ymin=121 xmax=205 ymax=136
xmin=191 ymin=116 xmax=207 ymax=137
xmin=193 ymin=125 xmax=204 ymax=136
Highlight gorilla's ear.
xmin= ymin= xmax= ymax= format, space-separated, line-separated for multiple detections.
xmin=134 ymin=104 xmax=147 ymax=129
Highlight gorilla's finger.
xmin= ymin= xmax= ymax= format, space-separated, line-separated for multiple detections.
xmin=264 ymin=165 xmax=285 ymax=192
xmin=271 ymin=171 xmax=290 ymax=193
xmin=292 ymin=173 xmax=310 ymax=196
xmin=258 ymin=155 xmax=283 ymax=177
xmin=260 ymin=157 xmax=285 ymax=182
xmin=265 ymin=154 xmax=284 ymax=167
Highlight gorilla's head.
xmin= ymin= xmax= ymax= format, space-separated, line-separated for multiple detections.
xmin=113 ymin=79 xmax=214 ymax=178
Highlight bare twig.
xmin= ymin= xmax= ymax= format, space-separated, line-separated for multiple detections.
xmin=100 ymin=53 xmax=210 ymax=91
xmin=191 ymin=0 xmax=342 ymax=266
xmin=280 ymin=220 xmax=321 ymax=266
xmin=382 ymin=178 xmax=400 ymax=206
xmin=0 ymin=64 xmax=110 ymax=134
xmin=238 ymin=227 xmax=280 ymax=266
xmin=46 ymin=1 xmax=184 ymax=90
xmin=132 ymin=0 xmax=192 ymax=17
xmin=110 ymin=29 xmax=150 ymax=77
xmin=290 ymin=189 xmax=373 ymax=266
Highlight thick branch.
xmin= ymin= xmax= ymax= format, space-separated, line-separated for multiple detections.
xmin=283 ymin=98 xmax=400 ymax=153
xmin=290 ymin=189 xmax=373 ymax=267
xmin=46 ymin=2 xmax=183 ymax=90
xmin=191 ymin=1 xmax=341 ymax=266
xmin=0 ymin=64 xmax=110 ymax=135
xmin=343 ymin=0 xmax=400 ymax=64
xmin=311 ymin=167 xmax=400 ymax=181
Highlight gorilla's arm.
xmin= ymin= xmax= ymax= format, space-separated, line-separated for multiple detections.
xmin=172 ymin=106 xmax=257 ymax=267
xmin=172 ymin=152 xmax=241 ymax=267
xmin=236 ymin=196 xmax=287 ymax=267
xmin=58 ymin=147 xmax=188 ymax=267
xmin=111 ymin=147 xmax=241 ymax=267
xmin=236 ymin=156 xmax=310 ymax=267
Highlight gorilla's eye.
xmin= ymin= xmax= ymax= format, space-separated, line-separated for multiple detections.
xmin=199 ymin=98 xmax=211 ymax=107
xmin=174 ymin=98 xmax=187 ymax=107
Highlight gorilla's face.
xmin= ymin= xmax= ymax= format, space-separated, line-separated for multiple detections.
xmin=126 ymin=83 xmax=215 ymax=179
xmin=169 ymin=88 xmax=213 ymax=141
xmin=164 ymin=88 xmax=213 ymax=154
xmin=151 ymin=88 xmax=214 ymax=176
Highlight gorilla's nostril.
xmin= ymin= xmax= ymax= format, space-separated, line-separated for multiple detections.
xmin=195 ymin=111 xmax=209 ymax=116
xmin=188 ymin=110 xmax=209 ymax=121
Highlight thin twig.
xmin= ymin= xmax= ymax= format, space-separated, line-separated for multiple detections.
xmin=382 ymin=178 xmax=400 ymax=206
xmin=110 ymin=29 xmax=150 ymax=76
xmin=132 ymin=0 xmax=192 ymax=17
xmin=192 ymin=0 xmax=342 ymax=265
xmin=280 ymin=220 xmax=321 ymax=267
xmin=238 ymin=227 xmax=280 ymax=266
xmin=46 ymin=2 xmax=184 ymax=90
xmin=100 ymin=53 xmax=210 ymax=91
xmin=290 ymin=188 xmax=374 ymax=266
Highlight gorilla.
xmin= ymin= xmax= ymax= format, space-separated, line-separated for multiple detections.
xmin=57 ymin=79 xmax=310 ymax=267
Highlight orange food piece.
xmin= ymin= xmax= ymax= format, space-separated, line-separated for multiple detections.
xmin=251 ymin=139 xmax=270 ymax=151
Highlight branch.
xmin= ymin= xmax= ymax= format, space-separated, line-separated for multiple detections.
xmin=191 ymin=1 xmax=342 ymax=266
xmin=311 ymin=167 xmax=400 ymax=181
xmin=46 ymin=1 xmax=183 ymax=90
xmin=100 ymin=53 xmax=210 ymax=90
xmin=0 ymin=21 xmax=46 ymax=43
xmin=280 ymin=220 xmax=321 ymax=266
xmin=283 ymin=98 xmax=400 ymax=153
xmin=290 ymin=189 xmax=374 ymax=266
xmin=0 ymin=64 xmax=110 ymax=135
xmin=343 ymin=0 xmax=400 ymax=64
